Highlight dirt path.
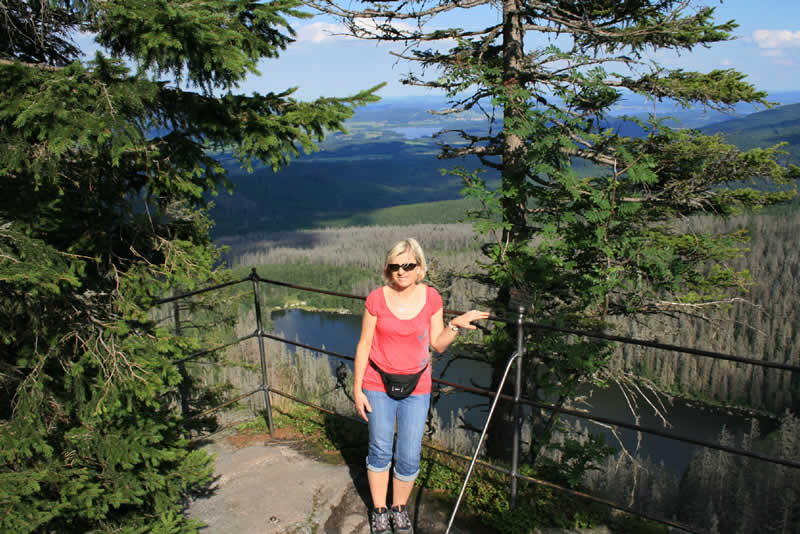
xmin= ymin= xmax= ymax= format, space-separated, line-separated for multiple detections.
xmin=185 ymin=425 xmax=495 ymax=534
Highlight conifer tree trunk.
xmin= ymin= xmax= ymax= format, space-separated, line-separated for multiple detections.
xmin=486 ymin=0 xmax=530 ymax=461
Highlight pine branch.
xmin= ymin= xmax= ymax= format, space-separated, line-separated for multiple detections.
xmin=0 ymin=58 xmax=61 ymax=70
xmin=301 ymin=0 xmax=492 ymax=21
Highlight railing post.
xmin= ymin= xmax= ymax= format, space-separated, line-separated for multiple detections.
xmin=173 ymin=292 xmax=191 ymax=417
xmin=510 ymin=305 xmax=526 ymax=508
xmin=251 ymin=268 xmax=274 ymax=434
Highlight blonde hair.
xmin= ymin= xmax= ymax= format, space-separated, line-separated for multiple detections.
xmin=382 ymin=238 xmax=427 ymax=285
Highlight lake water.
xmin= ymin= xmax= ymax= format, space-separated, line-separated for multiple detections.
xmin=270 ymin=308 xmax=774 ymax=475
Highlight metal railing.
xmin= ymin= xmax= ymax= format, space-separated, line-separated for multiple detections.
xmin=155 ymin=268 xmax=800 ymax=534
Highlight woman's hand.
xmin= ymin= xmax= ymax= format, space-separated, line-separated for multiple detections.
xmin=355 ymin=389 xmax=372 ymax=421
xmin=450 ymin=309 xmax=490 ymax=330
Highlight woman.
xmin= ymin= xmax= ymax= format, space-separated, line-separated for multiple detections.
xmin=353 ymin=238 xmax=489 ymax=534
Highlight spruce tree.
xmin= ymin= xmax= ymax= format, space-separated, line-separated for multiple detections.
xmin=0 ymin=0 xmax=378 ymax=531
xmin=305 ymin=0 xmax=798 ymax=464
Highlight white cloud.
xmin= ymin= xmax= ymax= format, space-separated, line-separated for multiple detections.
xmin=761 ymin=49 xmax=784 ymax=57
xmin=752 ymin=29 xmax=800 ymax=49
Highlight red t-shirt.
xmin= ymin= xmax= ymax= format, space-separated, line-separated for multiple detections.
xmin=362 ymin=284 xmax=443 ymax=395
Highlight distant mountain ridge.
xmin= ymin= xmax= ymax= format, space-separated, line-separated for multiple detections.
xmin=700 ymin=103 xmax=800 ymax=164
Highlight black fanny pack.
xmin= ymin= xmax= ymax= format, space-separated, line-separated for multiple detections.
xmin=370 ymin=359 xmax=428 ymax=400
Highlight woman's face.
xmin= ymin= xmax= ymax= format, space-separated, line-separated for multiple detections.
xmin=389 ymin=250 xmax=419 ymax=289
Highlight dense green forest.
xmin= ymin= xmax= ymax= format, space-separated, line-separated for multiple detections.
xmin=208 ymin=98 xmax=494 ymax=235
xmin=0 ymin=1 xmax=380 ymax=531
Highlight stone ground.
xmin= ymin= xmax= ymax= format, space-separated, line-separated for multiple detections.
xmin=185 ymin=422 xmax=613 ymax=534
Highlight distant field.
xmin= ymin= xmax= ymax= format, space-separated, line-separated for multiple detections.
xmin=313 ymin=197 xmax=483 ymax=227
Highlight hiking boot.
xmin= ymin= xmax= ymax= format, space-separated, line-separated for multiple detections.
xmin=370 ymin=507 xmax=391 ymax=534
xmin=391 ymin=505 xmax=413 ymax=534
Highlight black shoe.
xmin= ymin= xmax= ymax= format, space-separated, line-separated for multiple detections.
xmin=370 ymin=507 xmax=392 ymax=534
xmin=391 ymin=505 xmax=413 ymax=534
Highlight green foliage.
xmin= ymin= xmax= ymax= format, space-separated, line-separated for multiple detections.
xmin=416 ymin=450 xmax=611 ymax=533
xmin=537 ymin=433 xmax=616 ymax=490
xmin=1 ymin=1 xmax=378 ymax=531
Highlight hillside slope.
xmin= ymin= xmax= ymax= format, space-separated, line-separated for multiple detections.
xmin=700 ymin=103 xmax=800 ymax=164
xmin=210 ymin=100 xmax=800 ymax=237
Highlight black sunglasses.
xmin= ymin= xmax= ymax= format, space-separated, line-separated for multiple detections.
xmin=387 ymin=263 xmax=417 ymax=272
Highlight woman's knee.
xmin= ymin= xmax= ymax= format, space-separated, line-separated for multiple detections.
xmin=392 ymin=446 xmax=422 ymax=480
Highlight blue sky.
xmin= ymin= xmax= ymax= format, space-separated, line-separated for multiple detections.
xmin=231 ymin=0 xmax=800 ymax=101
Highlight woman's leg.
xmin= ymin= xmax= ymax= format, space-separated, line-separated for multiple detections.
xmin=363 ymin=389 xmax=397 ymax=509
xmin=392 ymin=393 xmax=430 ymax=506
xmin=391 ymin=477 xmax=415 ymax=509
xmin=367 ymin=470 xmax=390 ymax=509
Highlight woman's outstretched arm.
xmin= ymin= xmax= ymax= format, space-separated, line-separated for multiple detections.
xmin=430 ymin=308 xmax=489 ymax=354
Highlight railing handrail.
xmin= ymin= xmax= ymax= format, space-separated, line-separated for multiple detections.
xmin=165 ymin=269 xmax=800 ymax=374
xmin=223 ymin=330 xmax=796 ymax=471
xmin=163 ymin=275 xmax=800 ymax=467
xmin=154 ymin=277 xmax=251 ymax=305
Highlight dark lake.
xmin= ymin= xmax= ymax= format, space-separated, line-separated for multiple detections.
xmin=391 ymin=126 xmax=441 ymax=139
xmin=270 ymin=308 xmax=775 ymax=476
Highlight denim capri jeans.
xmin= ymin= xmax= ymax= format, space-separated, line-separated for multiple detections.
xmin=363 ymin=389 xmax=430 ymax=482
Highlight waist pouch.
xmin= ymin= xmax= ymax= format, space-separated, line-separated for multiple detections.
xmin=370 ymin=359 xmax=428 ymax=400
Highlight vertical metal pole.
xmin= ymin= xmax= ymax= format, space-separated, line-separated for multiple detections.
xmin=445 ymin=350 xmax=521 ymax=534
xmin=174 ymin=293 xmax=191 ymax=416
xmin=251 ymin=268 xmax=274 ymax=434
xmin=510 ymin=305 xmax=525 ymax=508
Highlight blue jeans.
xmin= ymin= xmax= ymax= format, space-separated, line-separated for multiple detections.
xmin=363 ymin=389 xmax=430 ymax=482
